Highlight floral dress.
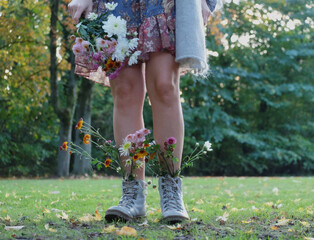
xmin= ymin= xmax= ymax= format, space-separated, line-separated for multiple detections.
xmin=74 ymin=0 xmax=217 ymax=86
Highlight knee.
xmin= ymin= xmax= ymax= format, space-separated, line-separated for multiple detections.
xmin=113 ymin=82 xmax=144 ymax=109
xmin=151 ymin=78 xmax=180 ymax=104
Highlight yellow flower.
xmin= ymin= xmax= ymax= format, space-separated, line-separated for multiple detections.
xmin=76 ymin=118 xmax=83 ymax=130
xmin=132 ymin=154 xmax=139 ymax=161
xmin=83 ymin=134 xmax=91 ymax=144
xmin=104 ymin=159 xmax=112 ymax=168
xmin=138 ymin=149 xmax=148 ymax=158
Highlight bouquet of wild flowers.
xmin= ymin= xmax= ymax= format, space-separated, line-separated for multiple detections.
xmin=71 ymin=2 xmax=141 ymax=80
xmin=60 ymin=118 xmax=213 ymax=180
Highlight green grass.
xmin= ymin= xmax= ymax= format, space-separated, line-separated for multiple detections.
xmin=0 ymin=177 xmax=313 ymax=239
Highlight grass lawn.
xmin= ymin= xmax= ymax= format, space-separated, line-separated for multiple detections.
xmin=0 ymin=176 xmax=313 ymax=239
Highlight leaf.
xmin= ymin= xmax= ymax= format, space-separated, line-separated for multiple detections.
xmin=241 ymin=220 xmax=253 ymax=224
xmin=42 ymin=208 xmax=51 ymax=214
xmin=300 ymin=221 xmax=310 ymax=227
xmin=167 ymin=224 xmax=182 ymax=230
xmin=272 ymin=187 xmax=279 ymax=195
xmin=196 ymin=199 xmax=204 ymax=204
xmin=191 ymin=207 xmax=204 ymax=213
xmin=138 ymin=219 xmax=149 ymax=227
xmin=94 ymin=210 xmax=102 ymax=221
xmin=79 ymin=214 xmax=94 ymax=222
xmin=102 ymin=225 xmax=118 ymax=233
xmin=56 ymin=211 xmax=69 ymax=220
xmin=44 ymin=224 xmax=57 ymax=232
xmin=275 ymin=218 xmax=290 ymax=226
xmin=5 ymin=226 xmax=24 ymax=231
xmin=115 ymin=226 xmax=137 ymax=237
xmin=216 ymin=212 xmax=229 ymax=225
xmin=270 ymin=225 xmax=279 ymax=230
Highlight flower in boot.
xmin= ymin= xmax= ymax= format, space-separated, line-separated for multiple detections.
xmin=61 ymin=141 xmax=68 ymax=151
xmin=138 ymin=149 xmax=148 ymax=158
xmin=204 ymin=141 xmax=213 ymax=151
xmin=119 ymin=139 xmax=131 ymax=156
xmin=83 ymin=134 xmax=91 ymax=144
xmin=125 ymin=158 xmax=132 ymax=167
xmin=133 ymin=154 xmax=140 ymax=161
xmin=81 ymin=40 xmax=90 ymax=50
xmin=72 ymin=43 xmax=85 ymax=56
xmin=167 ymin=137 xmax=177 ymax=145
xmin=75 ymin=118 xmax=83 ymax=130
xmin=104 ymin=158 xmax=112 ymax=168
xmin=126 ymin=133 xmax=136 ymax=143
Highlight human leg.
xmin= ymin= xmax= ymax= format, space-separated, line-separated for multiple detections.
xmin=105 ymin=64 xmax=147 ymax=222
xmin=145 ymin=52 xmax=189 ymax=223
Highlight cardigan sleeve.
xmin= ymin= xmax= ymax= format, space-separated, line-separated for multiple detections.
xmin=206 ymin=0 xmax=217 ymax=13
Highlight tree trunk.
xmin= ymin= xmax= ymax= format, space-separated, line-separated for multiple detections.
xmin=72 ymin=79 xmax=94 ymax=175
xmin=49 ymin=0 xmax=78 ymax=176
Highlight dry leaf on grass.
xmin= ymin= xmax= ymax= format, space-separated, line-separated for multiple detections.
xmin=56 ymin=211 xmax=69 ymax=220
xmin=216 ymin=212 xmax=229 ymax=225
xmin=115 ymin=226 xmax=137 ymax=237
xmin=275 ymin=218 xmax=290 ymax=226
xmin=44 ymin=224 xmax=57 ymax=232
xmin=167 ymin=224 xmax=182 ymax=230
xmin=94 ymin=210 xmax=102 ymax=221
xmin=191 ymin=207 xmax=204 ymax=213
xmin=5 ymin=226 xmax=24 ymax=231
xmin=102 ymin=225 xmax=118 ymax=233
xmin=270 ymin=225 xmax=279 ymax=230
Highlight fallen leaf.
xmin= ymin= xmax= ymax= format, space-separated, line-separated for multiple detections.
xmin=216 ymin=212 xmax=229 ymax=225
xmin=44 ymin=224 xmax=57 ymax=232
xmin=42 ymin=208 xmax=51 ymax=214
xmin=56 ymin=211 xmax=69 ymax=220
xmin=79 ymin=214 xmax=94 ymax=222
xmin=94 ymin=210 xmax=102 ymax=221
xmin=275 ymin=218 xmax=290 ymax=226
xmin=102 ymin=225 xmax=118 ymax=233
xmin=300 ymin=221 xmax=310 ymax=227
xmin=294 ymin=198 xmax=301 ymax=203
xmin=138 ymin=219 xmax=149 ymax=227
xmin=50 ymin=199 xmax=59 ymax=205
xmin=5 ymin=226 xmax=24 ymax=231
xmin=241 ymin=220 xmax=253 ymax=224
xmin=304 ymin=237 xmax=314 ymax=240
xmin=196 ymin=199 xmax=204 ymax=204
xmin=115 ymin=226 xmax=137 ymax=237
xmin=167 ymin=224 xmax=182 ymax=230
xmin=4 ymin=215 xmax=11 ymax=222
xmin=272 ymin=187 xmax=279 ymax=195
xmin=264 ymin=202 xmax=273 ymax=207
xmin=244 ymin=228 xmax=253 ymax=233
xmin=49 ymin=191 xmax=60 ymax=194
xmin=191 ymin=207 xmax=204 ymax=213
xmin=270 ymin=225 xmax=279 ymax=230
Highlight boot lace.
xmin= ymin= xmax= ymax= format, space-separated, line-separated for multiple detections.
xmin=161 ymin=177 xmax=183 ymax=212
xmin=118 ymin=180 xmax=139 ymax=210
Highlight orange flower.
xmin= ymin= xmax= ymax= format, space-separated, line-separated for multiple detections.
xmin=104 ymin=158 xmax=112 ymax=168
xmin=83 ymin=134 xmax=91 ymax=144
xmin=150 ymin=152 xmax=156 ymax=160
xmin=62 ymin=142 xmax=68 ymax=151
xmin=76 ymin=118 xmax=83 ymax=130
xmin=69 ymin=151 xmax=72 ymax=155
xmin=133 ymin=154 xmax=139 ymax=161
xmin=144 ymin=143 xmax=150 ymax=148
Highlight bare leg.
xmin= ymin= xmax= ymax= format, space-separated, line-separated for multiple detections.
xmin=110 ymin=64 xmax=146 ymax=180
xmin=145 ymin=52 xmax=184 ymax=173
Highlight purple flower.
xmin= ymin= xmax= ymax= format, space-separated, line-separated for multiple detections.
xmin=167 ymin=137 xmax=177 ymax=145
xmin=72 ymin=43 xmax=85 ymax=56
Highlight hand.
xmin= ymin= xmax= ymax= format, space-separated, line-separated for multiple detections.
xmin=68 ymin=0 xmax=93 ymax=24
xmin=201 ymin=0 xmax=210 ymax=26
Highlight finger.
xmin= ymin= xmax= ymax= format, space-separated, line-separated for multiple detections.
xmin=84 ymin=4 xmax=93 ymax=19
xmin=73 ymin=6 xmax=84 ymax=24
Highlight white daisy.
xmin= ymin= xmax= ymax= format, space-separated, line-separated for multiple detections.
xmin=112 ymin=38 xmax=130 ymax=62
xmin=102 ymin=14 xmax=127 ymax=38
xmin=204 ymin=141 xmax=213 ymax=151
xmin=128 ymin=51 xmax=141 ymax=66
xmin=87 ymin=12 xmax=98 ymax=21
xmin=105 ymin=2 xmax=118 ymax=11
xmin=125 ymin=158 xmax=132 ymax=167
xmin=128 ymin=38 xmax=139 ymax=50
xmin=119 ymin=140 xmax=131 ymax=156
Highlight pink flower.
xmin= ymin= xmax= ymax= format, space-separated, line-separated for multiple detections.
xmin=130 ymin=148 xmax=136 ymax=153
xmin=72 ymin=43 xmax=85 ymax=56
xmin=75 ymin=37 xmax=83 ymax=44
xmin=81 ymin=40 xmax=90 ymax=50
xmin=126 ymin=134 xmax=136 ymax=143
xmin=139 ymin=128 xmax=151 ymax=136
xmin=96 ymin=38 xmax=107 ymax=49
xmin=167 ymin=137 xmax=177 ymax=145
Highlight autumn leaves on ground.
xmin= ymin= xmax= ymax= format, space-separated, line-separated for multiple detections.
xmin=1 ymin=177 xmax=313 ymax=239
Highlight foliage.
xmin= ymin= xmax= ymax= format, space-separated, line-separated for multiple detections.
xmin=181 ymin=0 xmax=314 ymax=176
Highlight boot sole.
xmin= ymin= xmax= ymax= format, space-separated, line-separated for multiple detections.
xmin=105 ymin=209 xmax=146 ymax=222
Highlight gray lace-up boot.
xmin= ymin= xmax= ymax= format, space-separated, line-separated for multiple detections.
xmin=158 ymin=175 xmax=189 ymax=223
xmin=105 ymin=179 xmax=147 ymax=222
